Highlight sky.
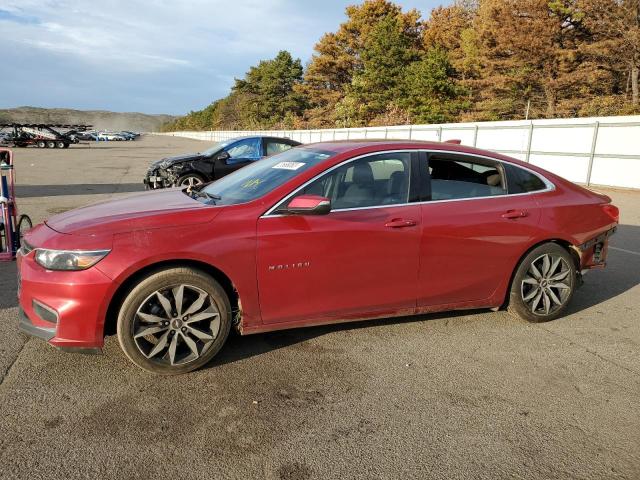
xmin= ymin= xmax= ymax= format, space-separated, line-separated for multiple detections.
xmin=0 ymin=0 xmax=449 ymax=115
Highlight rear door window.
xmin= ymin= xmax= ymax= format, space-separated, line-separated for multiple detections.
xmin=504 ymin=163 xmax=547 ymax=194
xmin=427 ymin=153 xmax=507 ymax=201
xmin=265 ymin=140 xmax=295 ymax=156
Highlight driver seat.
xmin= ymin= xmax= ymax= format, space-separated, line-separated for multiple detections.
xmin=342 ymin=162 xmax=375 ymax=207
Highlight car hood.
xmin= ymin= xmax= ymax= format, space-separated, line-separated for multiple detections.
xmin=151 ymin=153 xmax=206 ymax=169
xmin=45 ymin=189 xmax=220 ymax=236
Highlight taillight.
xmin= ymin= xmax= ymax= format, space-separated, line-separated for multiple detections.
xmin=602 ymin=204 xmax=619 ymax=223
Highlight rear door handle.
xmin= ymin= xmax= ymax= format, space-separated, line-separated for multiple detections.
xmin=385 ymin=218 xmax=417 ymax=228
xmin=501 ymin=209 xmax=528 ymax=219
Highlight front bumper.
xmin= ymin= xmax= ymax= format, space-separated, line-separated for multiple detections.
xmin=18 ymin=307 xmax=55 ymax=342
xmin=143 ymin=170 xmax=171 ymax=189
xmin=17 ymin=251 xmax=115 ymax=352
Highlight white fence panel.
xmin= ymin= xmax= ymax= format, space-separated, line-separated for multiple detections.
xmin=591 ymin=157 xmax=640 ymax=189
xmin=155 ymin=115 xmax=640 ymax=189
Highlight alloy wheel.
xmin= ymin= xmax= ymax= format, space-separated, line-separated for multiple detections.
xmin=133 ymin=284 xmax=220 ymax=366
xmin=179 ymin=176 xmax=203 ymax=188
xmin=520 ymin=253 xmax=573 ymax=316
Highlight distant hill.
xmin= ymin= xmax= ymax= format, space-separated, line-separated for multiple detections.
xmin=0 ymin=107 xmax=177 ymax=132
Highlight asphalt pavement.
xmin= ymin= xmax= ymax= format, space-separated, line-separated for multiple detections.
xmin=0 ymin=135 xmax=638 ymax=479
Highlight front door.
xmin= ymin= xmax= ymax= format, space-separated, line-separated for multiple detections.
xmin=256 ymin=151 xmax=421 ymax=325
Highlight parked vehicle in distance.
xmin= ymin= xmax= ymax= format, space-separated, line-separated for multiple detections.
xmin=17 ymin=140 xmax=618 ymax=374
xmin=73 ymin=131 xmax=98 ymax=141
xmin=144 ymin=135 xmax=301 ymax=188
xmin=97 ymin=132 xmax=128 ymax=141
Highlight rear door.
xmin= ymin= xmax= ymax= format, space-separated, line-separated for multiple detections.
xmin=417 ymin=152 xmax=543 ymax=308
xmin=256 ymin=151 xmax=422 ymax=325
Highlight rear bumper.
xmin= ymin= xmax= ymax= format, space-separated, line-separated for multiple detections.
xmin=577 ymin=226 xmax=617 ymax=270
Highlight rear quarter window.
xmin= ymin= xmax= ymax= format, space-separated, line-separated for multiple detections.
xmin=505 ymin=164 xmax=547 ymax=194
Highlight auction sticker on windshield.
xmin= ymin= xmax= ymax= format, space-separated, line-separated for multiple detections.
xmin=272 ymin=161 xmax=305 ymax=170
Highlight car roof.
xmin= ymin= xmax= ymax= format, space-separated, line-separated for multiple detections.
xmin=306 ymin=138 xmax=523 ymax=160
xmin=302 ymin=139 xmax=476 ymax=153
xmin=225 ymin=135 xmax=296 ymax=142
xmin=299 ymin=139 xmax=556 ymax=178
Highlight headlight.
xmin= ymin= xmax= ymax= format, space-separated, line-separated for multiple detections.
xmin=34 ymin=249 xmax=110 ymax=271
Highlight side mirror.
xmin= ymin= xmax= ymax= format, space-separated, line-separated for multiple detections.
xmin=216 ymin=151 xmax=230 ymax=162
xmin=286 ymin=195 xmax=331 ymax=215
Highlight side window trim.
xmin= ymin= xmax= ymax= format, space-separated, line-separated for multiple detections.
xmin=262 ymin=149 xmax=556 ymax=217
xmin=422 ymin=149 xmax=554 ymax=200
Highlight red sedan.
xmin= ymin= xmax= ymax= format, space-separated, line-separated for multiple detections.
xmin=17 ymin=141 xmax=618 ymax=374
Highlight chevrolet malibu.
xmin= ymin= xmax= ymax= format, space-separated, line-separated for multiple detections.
xmin=17 ymin=140 xmax=618 ymax=374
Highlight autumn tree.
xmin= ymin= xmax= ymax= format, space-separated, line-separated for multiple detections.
xmin=472 ymin=0 xmax=591 ymax=119
xmin=163 ymin=0 xmax=638 ymax=132
xmin=423 ymin=3 xmax=480 ymax=80
xmin=300 ymin=0 xmax=422 ymax=127
xmin=579 ymin=0 xmax=640 ymax=107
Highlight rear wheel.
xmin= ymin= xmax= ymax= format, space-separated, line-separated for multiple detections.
xmin=508 ymin=243 xmax=576 ymax=322
xmin=37 ymin=140 xmax=46 ymax=148
xmin=46 ymin=141 xmax=55 ymax=148
xmin=116 ymin=267 xmax=231 ymax=374
xmin=56 ymin=141 xmax=65 ymax=148
xmin=176 ymin=173 xmax=205 ymax=189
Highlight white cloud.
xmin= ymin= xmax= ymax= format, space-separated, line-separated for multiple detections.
xmin=0 ymin=0 xmax=322 ymax=73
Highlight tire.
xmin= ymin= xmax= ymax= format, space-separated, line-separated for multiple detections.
xmin=56 ymin=141 xmax=65 ymax=148
xmin=37 ymin=140 xmax=46 ymax=148
xmin=16 ymin=215 xmax=32 ymax=245
xmin=508 ymin=243 xmax=577 ymax=322
xmin=116 ymin=267 xmax=231 ymax=374
xmin=176 ymin=173 xmax=206 ymax=188
xmin=46 ymin=141 xmax=55 ymax=148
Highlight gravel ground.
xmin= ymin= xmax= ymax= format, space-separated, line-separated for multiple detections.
xmin=0 ymin=136 xmax=638 ymax=480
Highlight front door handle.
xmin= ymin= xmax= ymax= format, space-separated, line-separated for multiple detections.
xmin=501 ymin=209 xmax=528 ymax=219
xmin=385 ymin=218 xmax=417 ymax=228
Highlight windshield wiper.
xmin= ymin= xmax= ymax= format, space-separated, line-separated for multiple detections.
xmin=187 ymin=186 xmax=221 ymax=203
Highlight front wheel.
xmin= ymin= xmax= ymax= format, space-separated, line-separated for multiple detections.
xmin=176 ymin=173 xmax=205 ymax=189
xmin=508 ymin=243 xmax=577 ymax=322
xmin=16 ymin=215 xmax=32 ymax=245
xmin=116 ymin=267 xmax=231 ymax=374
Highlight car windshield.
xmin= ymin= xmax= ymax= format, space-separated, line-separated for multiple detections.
xmin=201 ymin=140 xmax=233 ymax=157
xmin=199 ymin=147 xmax=335 ymax=206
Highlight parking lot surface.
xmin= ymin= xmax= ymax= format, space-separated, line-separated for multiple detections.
xmin=0 ymin=136 xmax=639 ymax=480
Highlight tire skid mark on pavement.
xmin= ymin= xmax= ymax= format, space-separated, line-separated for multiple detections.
xmin=0 ymin=335 xmax=27 ymax=388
